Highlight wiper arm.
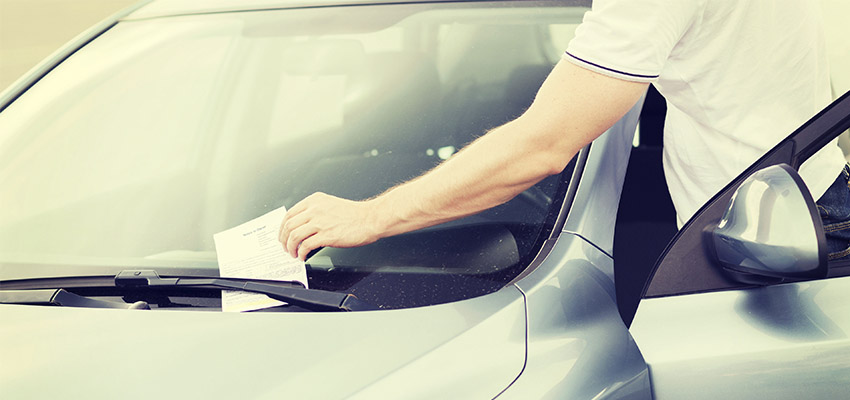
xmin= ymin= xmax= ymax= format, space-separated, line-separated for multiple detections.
xmin=114 ymin=270 xmax=376 ymax=312
xmin=0 ymin=289 xmax=151 ymax=309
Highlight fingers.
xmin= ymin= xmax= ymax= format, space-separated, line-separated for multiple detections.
xmin=276 ymin=192 xmax=377 ymax=261
xmin=285 ymin=223 xmax=319 ymax=258
xmin=284 ymin=196 xmax=312 ymax=220
xmin=279 ymin=198 xmax=312 ymax=241
xmin=296 ymin=234 xmax=324 ymax=261
xmin=279 ymin=193 xmax=327 ymax=247
xmin=279 ymin=210 xmax=311 ymax=245
xmin=279 ymin=193 xmax=332 ymax=259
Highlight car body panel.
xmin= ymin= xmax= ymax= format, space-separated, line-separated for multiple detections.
xmin=631 ymin=275 xmax=850 ymax=399
xmin=0 ymin=284 xmax=526 ymax=399
xmin=502 ymin=235 xmax=650 ymax=399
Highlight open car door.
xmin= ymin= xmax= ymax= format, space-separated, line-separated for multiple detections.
xmin=629 ymin=90 xmax=850 ymax=399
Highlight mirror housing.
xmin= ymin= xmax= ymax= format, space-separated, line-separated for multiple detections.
xmin=710 ymin=164 xmax=827 ymax=284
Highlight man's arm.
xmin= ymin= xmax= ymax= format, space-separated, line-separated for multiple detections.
xmin=279 ymin=60 xmax=648 ymax=260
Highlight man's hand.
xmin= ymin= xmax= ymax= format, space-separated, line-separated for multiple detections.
xmin=278 ymin=192 xmax=383 ymax=261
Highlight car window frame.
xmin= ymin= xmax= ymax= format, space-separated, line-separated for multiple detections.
xmin=641 ymin=89 xmax=850 ymax=299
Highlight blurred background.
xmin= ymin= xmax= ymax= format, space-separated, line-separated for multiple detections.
xmin=0 ymin=0 xmax=848 ymax=95
xmin=0 ymin=0 xmax=137 ymax=90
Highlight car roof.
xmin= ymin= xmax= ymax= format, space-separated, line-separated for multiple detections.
xmin=125 ymin=0 xmax=591 ymax=20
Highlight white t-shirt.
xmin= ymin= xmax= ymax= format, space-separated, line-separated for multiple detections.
xmin=565 ymin=0 xmax=846 ymax=227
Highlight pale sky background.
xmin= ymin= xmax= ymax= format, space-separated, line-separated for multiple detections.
xmin=0 ymin=0 xmax=848 ymax=94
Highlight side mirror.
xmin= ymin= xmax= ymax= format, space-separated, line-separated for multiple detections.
xmin=710 ymin=164 xmax=827 ymax=284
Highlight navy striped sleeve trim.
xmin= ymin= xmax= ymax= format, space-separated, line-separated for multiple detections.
xmin=565 ymin=52 xmax=659 ymax=80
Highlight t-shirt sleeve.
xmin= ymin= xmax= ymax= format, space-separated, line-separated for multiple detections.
xmin=565 ymin=0 xmax=703 ymax=82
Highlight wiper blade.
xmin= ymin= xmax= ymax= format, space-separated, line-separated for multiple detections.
xmin=0 ymin=270 xmax=377 ymax=312
xmin=113 ymin=270 xmax=376 ymax=312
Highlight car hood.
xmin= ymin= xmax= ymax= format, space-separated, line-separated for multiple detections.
xmin=0 ymin=285 xmax=526 ymax=399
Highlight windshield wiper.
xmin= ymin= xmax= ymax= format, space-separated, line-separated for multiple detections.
xmin=0 ymin=270 xmax=377 ymax=312
xmin=115 ymin=270 xmax=376 ymax=311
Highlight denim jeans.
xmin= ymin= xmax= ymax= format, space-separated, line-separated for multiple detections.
xmin=817 ymin=164 xmax=850 ymax=261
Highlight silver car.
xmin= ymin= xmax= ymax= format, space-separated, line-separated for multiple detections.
xmin=1 ymin=0 xmax=849 ymax=398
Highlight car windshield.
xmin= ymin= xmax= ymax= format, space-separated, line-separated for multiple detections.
xmin=0 ymin=1 xmax=585 ymax=308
